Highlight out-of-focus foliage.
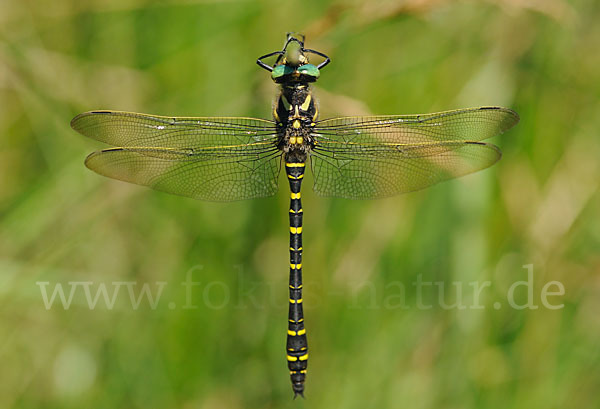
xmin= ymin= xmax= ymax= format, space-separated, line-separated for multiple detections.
xmin=1 ymin=0 xmax=599 ymax=408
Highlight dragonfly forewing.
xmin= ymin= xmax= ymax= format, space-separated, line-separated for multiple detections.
xmin=313 ymin=107 xmax=519 ymax=145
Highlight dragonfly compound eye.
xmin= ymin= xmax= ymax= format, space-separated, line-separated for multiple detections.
xmin=272 ymin=64 xmax=295 ymax=82
xmin=297 ymin=64 xmax=320 ymax=81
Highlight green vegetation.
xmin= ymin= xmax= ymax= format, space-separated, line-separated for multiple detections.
xmin=1 ymin=0 xmax=599 ymax=407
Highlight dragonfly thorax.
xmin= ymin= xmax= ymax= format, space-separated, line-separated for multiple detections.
xmin=275 ymin=82 xmax=317 ymax=156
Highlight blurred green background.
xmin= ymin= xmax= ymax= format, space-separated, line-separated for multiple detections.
xmin=1 ymin=0 xmax=599 ymax=408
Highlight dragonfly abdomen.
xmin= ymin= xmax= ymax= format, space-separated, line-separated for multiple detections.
xmin=285 ymin=159 xmax=308 ymax=398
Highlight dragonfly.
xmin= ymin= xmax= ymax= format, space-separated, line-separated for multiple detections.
xmin=71 ymin=33 xmax=519 ymax=398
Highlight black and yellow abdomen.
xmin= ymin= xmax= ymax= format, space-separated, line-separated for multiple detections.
xmin=285 ymin=159 xmax=307 ymax=397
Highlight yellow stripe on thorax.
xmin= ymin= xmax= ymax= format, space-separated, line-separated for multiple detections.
xmin=300 ymin=94 xmax=312 ymax=111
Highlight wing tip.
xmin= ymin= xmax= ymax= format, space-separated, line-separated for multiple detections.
xmin=464 ymin=140 xmax=502 ymax=159
xmin=479 ymin=106 xmax=520 ymax=131
xmin=84 ymin=147 xmax=124 ymax=168
xmin=70 ymin=112 xmax=87 ymax=131
xmin=71 ymin=109 xmax=116 ymax=127
xmin=71 ymin=110 xmax=116 ymax=131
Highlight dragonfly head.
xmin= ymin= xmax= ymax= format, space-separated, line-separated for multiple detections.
xmin=257 ymin=33 xmax=330 ymax=84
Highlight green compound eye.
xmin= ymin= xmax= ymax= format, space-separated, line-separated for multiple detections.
xmin=272 ymin=64 xmax=294 ymax=80
xmin=297 ymin=64 xmax=320 ymax=79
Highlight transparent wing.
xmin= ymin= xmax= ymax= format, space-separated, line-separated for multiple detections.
xmin=85 ymin=147 xmax=282 ymax=201
xmin=314 ymin=107 xmax=519 ymax=144
xmin=310 ymin=107 xmax=518 ymax=199
xmin=310 ymin=141 xmax=501 ymax=199
xmin=71 ymin=110 xmax=278 ymax=148
xmin=72 ymin=111 xmax=282 ymax=201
